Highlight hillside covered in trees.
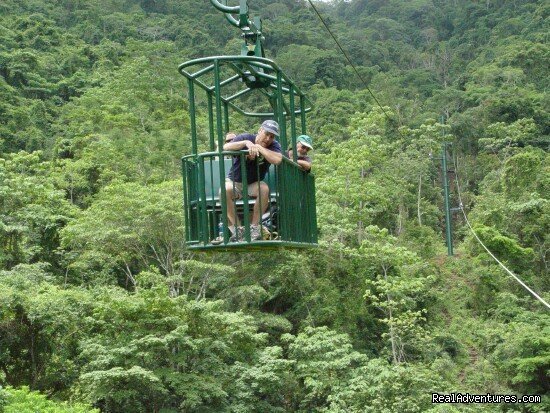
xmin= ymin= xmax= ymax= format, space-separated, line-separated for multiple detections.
xmin=0 ymin=0 xmax=548 ymax=411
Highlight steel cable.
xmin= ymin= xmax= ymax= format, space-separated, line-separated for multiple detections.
xmin=452 ymin=155 xmax=550 ymax=310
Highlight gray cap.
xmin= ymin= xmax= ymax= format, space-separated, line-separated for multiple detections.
xmin=261 ymin=120 xmax=279 ymax=136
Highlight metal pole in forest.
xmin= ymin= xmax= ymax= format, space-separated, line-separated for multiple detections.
xmin=441 ymin=136 xmax=453 ymax=256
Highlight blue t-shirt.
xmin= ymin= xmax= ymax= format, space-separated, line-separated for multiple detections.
xmin=228 ymin=133 xmax=282 ymax=183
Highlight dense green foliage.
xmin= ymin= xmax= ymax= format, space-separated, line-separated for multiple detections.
xmin=0 ymin=0 xmax=548 ymax=412
xmin=0 ymin=386 xmax=98 ymax=413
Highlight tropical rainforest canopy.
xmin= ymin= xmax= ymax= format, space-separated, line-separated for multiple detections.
xmin=0 ymin=0 xmax=548 ymax=412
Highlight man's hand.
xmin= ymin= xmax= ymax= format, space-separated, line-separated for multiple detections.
xmin=245 ymin=142 xmax=261 ymax=158
xmin=257 ymin=144 xmax=282 ymax=165
xmin=297 ymin=159 xmax=311 ymax=171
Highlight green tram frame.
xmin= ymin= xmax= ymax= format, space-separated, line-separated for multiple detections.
xmin=179 ymin=55 xmax=318 ymax=251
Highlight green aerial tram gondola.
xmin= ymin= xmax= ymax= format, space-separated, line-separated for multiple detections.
xmin=179 ymin=0 xmax=317 ymax=251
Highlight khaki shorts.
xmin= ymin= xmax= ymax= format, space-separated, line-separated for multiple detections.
xmin=225 ymin=178 xmax=260 ymax=200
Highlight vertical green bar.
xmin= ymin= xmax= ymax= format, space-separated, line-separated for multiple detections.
xmin=223 ymin=102 xmax=230 ymax=134
xmin=289 ymin=86 xmax=297 ymax=163
xmin=310 ymin=176 xmax=315 ymax=243
xmin=207 ymin=93 xmax=215 ymax=151
xmin=280 ymin=162 xmax=288 ymax=241
xmin=214 ymin=61 xmax=224 ymax=154
xmin=276 ymin=71 xmax=288 ymax=242
xmin=241 ymin=153 xmax=250 ymax=243
xmin=209 ymin=155 xmax=215 ymax=205
xmin=256 ymin=161 xmax=262 ymax=240
xmin=209 ymin=155 xmax=216 ymax=241
xmin=313 ymin=177 xmax=318 ymax=243
xmin=213 ymin=60 xmax=229 ymax=243
xmin=308 ymin=177 xmax=312 ymax=242
xmin=302 ymin=174 xmax=307 ymax=243
xmin=182 ymin=159 xmax=190 ymax=242
xmin=186 ymin=160 xmax=199 ymax=243
xmin=297 ymin=168 xmax=303 ymax=241
xmin=287 ymin=165 xmax=299 ymax=241
xmin=220 ymin=152 xmax=229 ymax=246
xmin=277 ymin=163 xmax=283 ymax=241
xmin=187 ymin=160 xmax=197 ymax=242
xmin=304 ymin=174 xmax=309 ymax=243
xmin=307 ymin=175 xmax=312 ymax=242
xmin=299 ymin=171 xmax=303 ymax=241
xmin=276 ymin=72 xmax=287 ymax=154
xmin=197 ymin=157 xmax=209 ymax=245
xmin=277 ymin=164 xmax=283 ymax=241
xmin=289 ymin=166 xmax=294 ymax=242
xmin=265 ymin=167 xmax=272 ymax=235
xmin=300 ymin=95 xmax=306 ymax=135
xmin=231 ymin=177 xmax=238 ymax=243
xmin=272 ymin=164 xmax=279 ymax=237
xmin=289 ymin=165 xmax=294 ymax=241
xmin=188 ymin=80 xmax=197 ymax=155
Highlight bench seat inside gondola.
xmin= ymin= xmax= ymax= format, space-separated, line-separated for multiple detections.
xmin=192 ymin=159 xmax=277 ymax=210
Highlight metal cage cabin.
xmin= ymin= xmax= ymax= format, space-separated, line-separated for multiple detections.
xmin=179 ymin=0 xmax=317 ymax=251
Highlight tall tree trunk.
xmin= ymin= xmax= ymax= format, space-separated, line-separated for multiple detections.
xmin=388 ymin=297 xmax=398 ymax=365
xmin=358 ymin=166 xmax=366 ymax=244
xmin=383 ymin=266 xmax=399 ymax=365
xmin=123 ymin=260 xmax=136 ymax=288
xmin=397 ymin=202 xmax=405 ymax=236
xmin=30 ymin=324 xmax=37 ymax=387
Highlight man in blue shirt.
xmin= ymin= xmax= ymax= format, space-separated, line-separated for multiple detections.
xmin=214 ymin=120 xmax=282 ymax=242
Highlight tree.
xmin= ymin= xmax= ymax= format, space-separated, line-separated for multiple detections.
xmin=326 ymin=358 xmax=444 ymax=413
xmin=361 ymin=226 xmax=435 ymax=364
xmin=230 ymin=346 xmax=296 ymax=412
xmin=0 ymin=263 xmax=93 ymax=392
xmin=286 ymin=326 xmax=367 ymax=412
xmin=2 ymin=386 xmax=98 ymax=413
xmin=315 ymin=109 xmax=393 ymax=245
xmin=60 ymin=181 xmax=184 ymax=287
xmin=492 ymin=311 xmax=550 ymax=411
xmin=468 ymin=148 xmax=548 ymax=280
xmin=0 ymin=151 xmax=75 ymax=270
xmin=77 ymin=285 xmax=269 ymax=412
xmin=479 ymin=118 xmax=545 ymax=156
xmin=277 ymin=44 xmax=347 ymax=88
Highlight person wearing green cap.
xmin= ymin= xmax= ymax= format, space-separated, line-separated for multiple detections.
xmin=287 ymin=135 xmax=313 ymax=172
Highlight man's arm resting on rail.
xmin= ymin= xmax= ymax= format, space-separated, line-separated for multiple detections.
xmin=258 ymin=146 xmax=282 ymax=165
xmin=224 ymin=140 xmax=252 ymax=151
xmin=297 ymin=159 xmax=311 ymax=171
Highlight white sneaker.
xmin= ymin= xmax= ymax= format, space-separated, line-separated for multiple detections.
xmin=211 ymin=235 xmax=224 ymax=245
xmin=229 ymin=226 xmax=244 ymax=242
xmin=250 ymin=225 xmax=262 ymax=240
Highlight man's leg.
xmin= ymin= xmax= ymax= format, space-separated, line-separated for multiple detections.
xmin=224 ymin=181 xmax=240 ymax=227
xmin=249 ymin=181 xmax=270 ymax=225
xmin=211 ymin=183 xmax=239 ymax=244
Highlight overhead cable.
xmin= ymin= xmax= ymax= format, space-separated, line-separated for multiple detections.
xmin=305 ymin=0 xmax=394 ymax=123
xmin=452 ymin=156 xmax=550 ymax=310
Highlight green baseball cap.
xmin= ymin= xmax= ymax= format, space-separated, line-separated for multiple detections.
xmin=297 ymin=135 xmax=313 ymax=149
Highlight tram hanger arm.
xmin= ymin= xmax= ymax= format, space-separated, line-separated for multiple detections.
xmin=211 ymin=0 xmax=262 ymax=35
